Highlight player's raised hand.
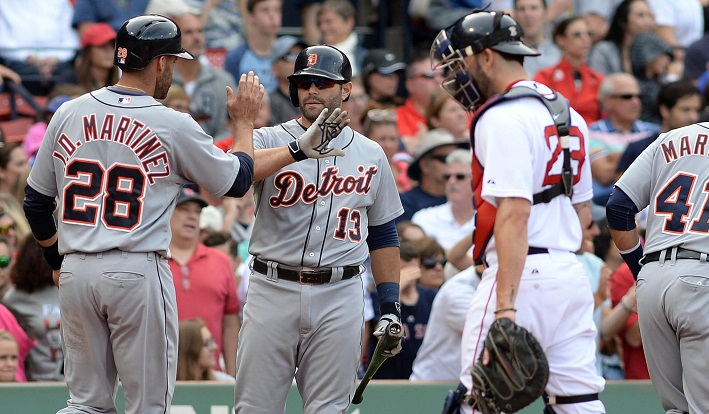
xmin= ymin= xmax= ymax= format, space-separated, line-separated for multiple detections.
xmin=297 ymin=107 xmax=349 ymax=158
xmin=227 ymin=71 xmax=265 ymax=125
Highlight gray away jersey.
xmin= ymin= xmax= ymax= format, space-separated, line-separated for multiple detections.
xmin=249 ymin=120 xmax=404 ymax=268
xmin=28 ymin=87 xmax=243 ymax=256
xmin=616 ymin=122 xmax=709 ymax=254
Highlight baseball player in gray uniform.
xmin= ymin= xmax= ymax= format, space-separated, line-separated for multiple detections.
xmin=22 ymin=15 xmax=265 ymax=414
xmin=608 ymin=122 xmax=709 ymax=413
xmin=233 ymin=45 xmax=404 ymax=414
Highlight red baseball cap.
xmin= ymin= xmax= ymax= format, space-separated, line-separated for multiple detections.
xmin=81 ymin=23 xmax=117 ymax=49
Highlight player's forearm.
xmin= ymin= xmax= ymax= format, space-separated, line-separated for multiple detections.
xmin=494 ymin=197 xmax=530 ymax=311
xmin=369 ymin=246 xmax=400 ymax=285
xmin=222 ymin=314 xmax=240 ymax=377
xmin=609 ymin=228 xmax=640 ymax=252
xmin=253 ymin=147 xmax=297 ymax=181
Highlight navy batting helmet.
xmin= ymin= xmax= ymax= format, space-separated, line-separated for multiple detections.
xmin=431 ymin=11 xmax=539 ymax=110
xmin=114 ymin=15 xmax=193 ymax=70
xmin=287 ymin=45 xmax=352 ymax=107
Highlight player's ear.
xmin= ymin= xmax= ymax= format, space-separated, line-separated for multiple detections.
xmin=341 ymin=82 xmax=352 ymax=102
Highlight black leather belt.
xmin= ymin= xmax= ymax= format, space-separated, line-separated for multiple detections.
xmin=253 ymin=258 xmax=360 ymax=284
xmin=528 ymin=247 xmax=549 ymax=255
xmin=643 ymin=247 xmax=707 ymax=264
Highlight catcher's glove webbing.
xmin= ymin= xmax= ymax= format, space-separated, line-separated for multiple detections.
xmin=469 ymin=318 xmax=549 ymax=414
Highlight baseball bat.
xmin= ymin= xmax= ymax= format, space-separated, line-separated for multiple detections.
xmin=352 ymin=321 xmax=404 ymax=405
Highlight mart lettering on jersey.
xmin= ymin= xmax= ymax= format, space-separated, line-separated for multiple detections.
xmin=269 ymin=165 xmax=378 ymax=207
xmin=661 ymin=133 xmax=709 ymax=164
xmin=52 ymin=113 xmax=170 ymax=185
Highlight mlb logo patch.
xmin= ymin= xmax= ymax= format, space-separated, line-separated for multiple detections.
xmin=118 ymin=97 xmax=131 ymax=104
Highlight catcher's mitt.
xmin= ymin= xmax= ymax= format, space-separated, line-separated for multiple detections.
xmin=469 ymin=318 xmax=549 ymax=414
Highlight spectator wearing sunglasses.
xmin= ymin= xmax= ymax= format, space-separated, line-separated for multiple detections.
xmin=397 ymin=129 xmax=469 ymax=223
xmin=397 ymin=50 xmax=445 ymax=152
xmin=534 ymin=16 xmax=604 ymax=125
xmin=412 ymin=149 xmax=475 ymax=254
xmin=268 ymin=36 xmax=309 ymax=125
xmin=0 ymin=207 xmax=23 ymax=252
xmin=363 ymin=108 xmax=411 ymax=192
xmin=0 ymin=237 xmax=12 ymax=300
xmin=1 ymin=235 xmax=62 ymax=381
xmin=588 ymin=73 xmax=660 ymax=205
xmin=177 ymin=318 xmax=234 ymax=381
xmin=417 ymin=237 xmax=448 ymax=290
xmin=372 ymin=240 xmax=437 ymax=379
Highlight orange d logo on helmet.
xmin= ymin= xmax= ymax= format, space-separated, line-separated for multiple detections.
xmin=307 ymin=54 xmax=318 ymax=66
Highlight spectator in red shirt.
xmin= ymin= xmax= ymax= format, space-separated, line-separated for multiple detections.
xmin=534 ymin=16 xmax=604 ymax=125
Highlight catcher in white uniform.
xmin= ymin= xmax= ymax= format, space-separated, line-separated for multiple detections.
xmin=431 ymin=11 xmax=605 ymax=414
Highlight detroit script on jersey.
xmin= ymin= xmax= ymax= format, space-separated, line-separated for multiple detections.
xmin=268 ymin=165 xmax=378 ymax=207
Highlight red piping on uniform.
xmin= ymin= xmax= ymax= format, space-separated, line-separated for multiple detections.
xmin=470 ymin=278 xmax=497 ymax=392
xmin=504 ymin=79 xmax=527 ymax=92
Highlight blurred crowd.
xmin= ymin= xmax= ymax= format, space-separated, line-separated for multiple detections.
xmin=1 ymin=0 xmax=708 ymax=387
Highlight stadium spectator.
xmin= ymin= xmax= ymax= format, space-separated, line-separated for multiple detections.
xmin=67 ymin=23 xmax=120 ymax=92
xmin=396 ymin=50 xmax=444 ymax=151
xmin=361 ymin=49 xmax=406 ymax=107
xmin=588 ymin=0 xmax=656 ymax=75
xmin=609 ymin=264 xmax=648 ymax=379
xmin=224 ymin=0 xmax=282 ymax=93
xmin=317 ymin=0 xmax=366 ymax=76
xmin=342 ymin=76 xmax=369 ymax=134
xmin=397 ymin=129 xmax=469 ymax=222
xmin=410 ymin=267 xmax=478 ymax=381
xmin=0 ymin=0 xmax=79 ymax=95
xmin=514 ymin=0 xmax=562 ymax=77
xmin=588 ymin=72 xmax=659 ymax=205
xmin=2 ymin=235 xmax=62 ymax=381
xmin=534 ymin=16 xmax=604 ymax=125
xmin=168 ymin=187 xmax=240 ymax=377
xmin=412 ymin=149 xmax=474 ymax=251
xmin=363 ymin=109 xmax=411 ymax=192
xmin=617 ymin=80 xmax=701 ymax=174
xmin=0 ymin=143 xmax=29 ymax=201
xmin=268 ymin=36 xmax=308 ymax=125
xmin=425 ymin=93 xmax=470 ymax=142
xmin=177 ymin=318 xmax=235 ymax=381
xmin=0 ymin=330 xmax=19 ymax=382
xmin=646 ymin=0 xmax=703 ymax=49
xmin=178 ymin=0 xmax=245 ymax=50
xmin=72 ymin=0 xmax=151 ymax=33
xmin=0 ymin=304 xmax=34 ymax=382
xmin=396 ymin=221 xmax=426 ymax=243
xmin=426 ymin=0 xmax=484 ymax=31
xmin=0 ymin=238 xmax=11 ymax=300
xmin=417 ymin=237 xmax=447 ymax=290
xmin=171 ymin=12 xmax=237 ymax=139
xmin=0 ymin=65 xmax=21 ymax=92
xmin=372 ymin=240 xmax=437 ymax=379
xmin=161 ymin=85 xmax=191 ymax=113
xmin=629 ymin=31 xmax=676 ymax=124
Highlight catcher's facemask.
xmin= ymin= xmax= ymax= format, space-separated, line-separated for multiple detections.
xmin=431 ymin=30 xmax=482 ymax=112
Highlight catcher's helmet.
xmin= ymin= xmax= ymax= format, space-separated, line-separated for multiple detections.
xmin=287 ymin=45 xmax=352 ymax=107
xmin=114 ymin=15 xmax=193 ymax=70
xmin=431 ymin=11 xmax=539 ymax=110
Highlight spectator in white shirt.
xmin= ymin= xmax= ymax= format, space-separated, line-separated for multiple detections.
xmin=412 ymin=149 xmax=475 ymax=251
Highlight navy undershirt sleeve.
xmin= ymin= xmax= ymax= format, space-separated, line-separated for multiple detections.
xmin=223 ymin=152 xmax=254 ymax=198
xmin=367 ymin=219 xmax=400 ymax=251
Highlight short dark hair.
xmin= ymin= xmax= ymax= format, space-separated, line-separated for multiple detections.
xmin=405 ymin=47 xmax=433 ymax=79
xmin=658 ymin=80 xmax=700 ymax=111
xmin=513 ymin=0 xmax=547 ymax=9
xmin=246 ymin=0 xmax=279 ymax=13
xmin=552 ymin=15 xmax=586 ymax=45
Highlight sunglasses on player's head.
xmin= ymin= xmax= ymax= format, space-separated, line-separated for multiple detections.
xmin=365 ymin=109 xmax=397 ymax=123
xmin=0 ymin=256 xmax=11 ymax=269
xmin=421 ymin=257 xmax=447 ymax=269
xmin=296 ymin=76 xmax=341 ymax=90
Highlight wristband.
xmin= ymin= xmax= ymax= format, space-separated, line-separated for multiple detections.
xmin=42 ymin=240 xmax=64 ymax=271
xmin=376 ymin=281 xmax=400 ymax=303
xmin=288 ymin=140 xmax=308 ymax=161
xmin=380 ymin=301 xmax=401 ymax=320
xmin=619 ymin=240 xmax=643 ymax=280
